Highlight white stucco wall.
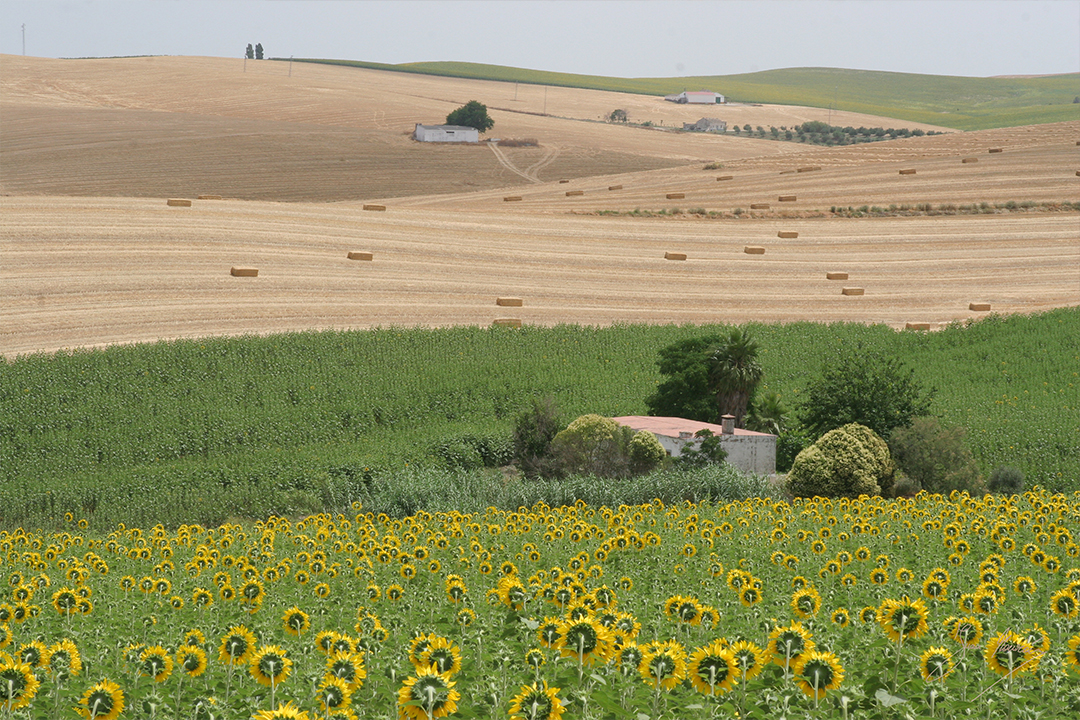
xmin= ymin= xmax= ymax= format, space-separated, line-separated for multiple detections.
xmin=414 ymin=124 xmax=479 ymax=143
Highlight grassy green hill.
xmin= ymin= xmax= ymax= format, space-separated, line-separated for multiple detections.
xmin=287 ymin=58 xmax=1079 ymax=131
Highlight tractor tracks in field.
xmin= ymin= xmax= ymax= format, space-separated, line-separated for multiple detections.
xmin=488 ymin=143 xmax=559 ymax=183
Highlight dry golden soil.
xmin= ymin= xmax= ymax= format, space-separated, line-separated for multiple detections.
xmin=2 ymin=55 xmax=1077 ymax=357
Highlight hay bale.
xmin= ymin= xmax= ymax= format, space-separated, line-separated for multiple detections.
xmin=166 ymin=198 xmax=192 ymax=207
xmin=826 ymin=272 xmax=848 ymax=280
xmin=230 ymin=267 xmax=258 ymax=277
xmin=666 ymin=192 xmax=685 ymax=199
xmin=744 ymin=246 xmax=765 ymax=255
xmin=197 ymin=194 xmax=222 ymax=200
xmin=716 ymin=175 xmax=733 ymax=181
xmin=608 ymin=184 xmax=623 ymax=191
xmin=841 ymin=287 xmax=864 ymax=296
xmin=363 ymin=204 xmax=386 ymax=211
xmin=778 ymin=195 xmax=797 ymax=202
xmin=1075 ymin=170 xmax=1080 ymax=177
xmin=777 ymin=231 xmax=799 ymax=239
xmin=797 ymin=166 xmax=821 ymax=173
xmin=559 ymin=179 xmax=570 ymax=184
xmin=503 ymin=196 xmax=523 ymax=202
xmin=988 ymin=148 xmax=1003 ymax=153
xmin=905 ymin=322 xmax=931 ymax=331
xmin=750 ymin=203 xmax=770 ymax=210
xmin=664 ymin=252 xmax=687 ymax=261
xmin=969 ymin=302 xmax=991 ymax=311
xmin=493 ymin=318 xmax=522 ymax=328
xmin=779 ymin=169 xmax=796 ymax=175
xmin=496 ymin=297 xmax=523 ymax=307
xmin=347 ymin=251 xmax=373 ymax=261
xmin=899 ymin=169 xmax=917 ymax=175
xmin=961 ymin=158 xmax=978 ymax=164
xmin=565 ymin=190 xmax=584 ymax=196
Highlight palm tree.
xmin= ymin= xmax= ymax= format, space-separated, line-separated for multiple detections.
xmin=709 ymin=329 xmax=763 ymax=427
xmin=746 ymin=392 xmax=788 ymax=435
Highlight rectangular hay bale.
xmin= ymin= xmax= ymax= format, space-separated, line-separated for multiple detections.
xmin=988 ymin=148 xmax=1003 ymax=153
xmin=797 ymin=166 xmax=821 ymax=173
xmin=841 ymin=287 xmax=864 ymax=296
xmin=969 ymin=302 xmax=991 ymax=311
xmin=750 ymin=203 xmax=770 ymax=210
xmin=565 ymin=190 xmax=584 ymax=196
xmin=492 ymin=318 xmax=522 ymax=328
xmin=664 ymin=252 xmax=687 ymax=261
xmin=905 ymin=322 xmax=931 ymax=331
xmin=666 ymin=192 xmax=685 ymax=199
xmin=777 ymin=231 xmax=799 ymax=239
xmin=166 ymin=198 xmax=192 ymax=207
xmin=363 ymin=204 xmax=386 ymax=211
xmin=716 ymin=175 xmax=733 ymax=181
xmin=230 ymin=267 xmax=258 ymax=277
xmin=559 ymin=179 xmax=570 ymax=183
xmin=608 ymin=184 xmax=623 ymax=191
xmin=899 ymin=169 xmax=917 ymax=175
xmin=826 ymin=272 xmax=848 ymax=280
xmin=778 ymin=195 xmax=797 ymax=202
xmin=496 ymin=297 xmax=523 ymax=307
xmin=197 ymin=194 xmax=222 ymax=200
xmin=743 ymin=246 xmax=765 ymax=255
xmin=347 ymin=251 xmax=373 ymax=261
xmin=503 ymin=196 xmax=523 ymax=202
xmin=961 ymin=158 xmax=978 ymax=164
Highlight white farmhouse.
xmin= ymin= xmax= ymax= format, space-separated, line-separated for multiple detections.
xmin=613 ymin=415 xmax=776 ymax=476
xmin=414 ymin=124 xmax=480 ymax=143
xmin=664 ymin=91 xmax=726 ymax=105
xmin=682 ymin=117 xmax=728 ymax=133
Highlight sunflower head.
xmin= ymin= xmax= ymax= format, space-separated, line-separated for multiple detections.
xmin=793 ymin=650 xmax=844 ymax=700
xmin=397 ymin=666 xmax=459 ymax=720
xmin=508 ymin=680 xmax=564 ymax=720
xmin=919 ymin=647 xmax=954 ymax=682
xmin=0 ymin=660 xmax=41 ymax=710
xmin=688 ymin=641 xmax=738 ymax=695
xmin=76 ymin=678 xmax=123 ymax=720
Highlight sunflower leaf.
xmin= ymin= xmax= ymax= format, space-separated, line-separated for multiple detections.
xmin=874 ymin=689 xmax=908 ymax=707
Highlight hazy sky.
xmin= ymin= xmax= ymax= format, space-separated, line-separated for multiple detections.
xmin=3 ymin=0 xmax=1078 ymax=78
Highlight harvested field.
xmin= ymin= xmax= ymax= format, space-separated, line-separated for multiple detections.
xmin=1 ymin=55 xmax=1077 ymax=357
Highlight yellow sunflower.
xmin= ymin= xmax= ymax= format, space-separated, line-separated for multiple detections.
xmin=985 ymin=631 xmax=1036 ymax=679
xmin=326 ymin=650 xmax=367 ymax=691
xmin=140 ymin=645 xmax=173 ymax=683
xmin=877 ymin=597 xmax=929 ymax=643
xmin=1065 ymin=634 xmax=1080 ymax=675
xmin=397 ymin=666 xmax=459 ymax=720
xmin=219 ymin=625 xmax=257 ymax=665
xmin=47 ymin=638 xmax=82 ymax=678
xmin=768 ymin=623 xmax=815 ymax=670
xmin=0 ymin=660 xmax=40 ymax=710
xmin=793 ymin=650 xmax=844 ymax=700
xmin=729 ymin=640 xmax=770 ymax=680
xmin=251 ymin=701 xmax=311 ymax=720
xmin=317 ymin=674 xmax=353 ymax=713
xmin=638 ymin=640 xmax=687 ymax=691
xmin=557 ymin=618 xmax=613 ymax=666
xmin=687 ymin=640 xmax=738 ymax=695
xmin=508 ymin=680 xmax=565 ymax=720
xmin=250 ymin=645 xmax=292 ymax=687
xmin=422 ymin=637 xmax=462 ymax=676
xmin=75 ymin=678 xmax=124 ymax=720
xmin=176 ymin=646 xmax=207 ymax=678
xmin=282 ymin=606 xmax=310 ymax=636
xmin=919 ymin=647 xmax=954 ymax=682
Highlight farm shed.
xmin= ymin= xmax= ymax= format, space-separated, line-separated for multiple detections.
xmin=612 ymin=415 xmax=776 ymax=476
xmin=665 ymin=91 xmax=726 ymax=104
xmin=682 ymin=117 xmax=727 ymax=133
xmin=414 ymin=124 xmax=480 ymax=143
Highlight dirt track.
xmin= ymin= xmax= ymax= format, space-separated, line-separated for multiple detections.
xmin=1 ymin=56 xmax=1077 ymax=357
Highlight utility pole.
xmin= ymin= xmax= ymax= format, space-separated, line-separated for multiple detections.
xmin=289 ymin=55 xmax=293 ymax=77
xmin=543 ymin=86 xmax=547 ymax=115
xmin=22 ymin=24 xmax=25 ymax=56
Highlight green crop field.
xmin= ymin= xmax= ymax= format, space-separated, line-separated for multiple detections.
xmin=2 ymin=310 xmax=1077 ymax=528
xmin=286 ymin=58 xmax=1080 ymax=131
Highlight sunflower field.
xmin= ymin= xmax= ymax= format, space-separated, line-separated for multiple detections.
xmin=1 ymin=488 xmax=1079 ymax=719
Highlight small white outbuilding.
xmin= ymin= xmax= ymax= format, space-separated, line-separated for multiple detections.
xmin=612 ymin=415 xmax=776 ymax=476
xmin=414 ymin=124 xmax=480 ymax=143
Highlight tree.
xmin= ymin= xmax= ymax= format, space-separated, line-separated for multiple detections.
xmin=547 ymin=415 xmax=664 ymax=478
xmin=255 ymin=43 xmax=264 ymax=60
xmin=745 ymin=391 xmax=788 ymax=436
xmin=787 ymin=423 xmax=895 ymax=498
xmin=709 ymin=328 xmax=763 ymax=428
xmin=796 ymin=349 xmax=934 ymax=440
xmin=446 ymin=100 xmax=494 ymax=133
xmin=608 ymin=108 xmax=628 ymax=123
xmin=512 ymin=396 xmax=563 ymax=478
xmin=246 ymin=44 xmax=254 ymax=60
xmin=889 ymin=417 xmax=982 ymax=495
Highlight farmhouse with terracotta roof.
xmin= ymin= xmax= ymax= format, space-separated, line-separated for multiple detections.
xmin=613 ymin=415 xmax=776 ymax=475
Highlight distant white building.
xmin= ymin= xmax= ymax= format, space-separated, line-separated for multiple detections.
xmin=665 ymin=91 xmax=726 ymax=105
xmin=682 ymin=117 xmax=727 ymax=133
xmin=414 ymin=124 xmax=479 ymax=143
xmin=613 ymin=415 xmax=776 ymax=476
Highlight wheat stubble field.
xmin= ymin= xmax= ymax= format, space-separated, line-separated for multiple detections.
xmin=1 ymin=55 xmax=1078 ymax=358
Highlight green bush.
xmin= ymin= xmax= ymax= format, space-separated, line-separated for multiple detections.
xmin=888 ymin=417 xmax=982 ymax=496
xmin=987 ymin=466 xmax=1024 ymax=494
xmin=675 ymin=429 xmax=729 ymax=469
xmin=787 ymin=423 xmax=892 ymax=498
xmin=512 ymin=396 xmax=564 ymax=478
xmin=548 ymin=414 xmax=664 ymax=479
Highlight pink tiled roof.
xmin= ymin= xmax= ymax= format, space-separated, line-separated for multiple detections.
xmin=612 ymin=416 xmax=774 ymax=438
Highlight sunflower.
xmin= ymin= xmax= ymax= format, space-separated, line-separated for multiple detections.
xmin=250 ymin=645 xmax=291 ymax=687
xmin=831 ymin=608 xmax=851 ymax=628
xmin=455 ymin=608 xmax=476 ymax=627
xmin=0 ymin=660 xmax=40 ymax=710
xmin=557 ymin=618 xmax=612 ymax=666
xmin=1065 ymin=635 xmax=1080 ymax=675
xmin=140 ymin=645 xmax=173 ymax=683
xmin=877 ymin=597 xmax=929 ymax=643
xmin=386 ymin=584 xmax=404 ymax=602
xmin=219 ymin=625 xmax=257 ymax=666
xmin=508 ymin=680 xmax=565 ymax=720
xmin=183 ymin=628 xmax=206 ymax=648
xmin=859 ymin=606 xmax=877 ymax=624
xmin=397 ymin=665 xmax=459 ymax=720
xmin=422 ymin=637 xmax=462 ymax=675
xmin=793 ymin=650 xmax=844 ymax=700
xmin=616 ymin=642 xmax=644 ymax=674
xmin=326 ymin=650 xmax=367 ymax=691
xmin=17 ymin=639 xmax=48 ymax=668
xmin=947 ymin=616 xmax=984 ymax=649
xmin=317 ymin=674 xmax=353 ymax=713
xmin=314 ymin=582 xmax=331 ymax=599
xmin=282 ymin=606 xmax=310 ymax=636
xmin=687 ymin=640 xmax=738 ymax=695
xmin=919 ymin=647 xmax=954 ymax=682
xmin=922 ymin=577 xmax=948 ymax=601
xmin=192 ymin=587 xmax=214 ymax=608
xmin=75 ymin=678 xmax=124 ymax=720
xmin=768 ymin=623 xmax=815 ymax=670
xmin=176 ymin=646 xmax=208 ymax=678
xmin=52 ymin=587 xmax=80 ymax=616
xmin=729 ymin=640 xmax=769 ymax=680
xmin=536 ymin=617 xmax=563 ymax=649
xmin=638 ymin=640 xmax=687 ymax=691
xmin=1013 ymin=576 xmax=1037 ymax=596
xmin=251 ymin=701 xmax=311 ymax=720
xmin=525 ymin=648 xmax=546 ymax=670
xmin=47 ymin=638 xmax=82 ymax=678
xmin=791 ymin=587 xmax=822 ymax=619
xmin=984 ymin=631 xmax=1036 ymax=678
xmin=1050 ymin=588 xmax=1079 ymax=619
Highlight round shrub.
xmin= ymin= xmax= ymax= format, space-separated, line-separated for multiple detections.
xmin=987 ymin=466 xmax=1024 ymax=494
xmin=786 ymin=423 xmax=892 ymax=498
xmin=629 ymin=430 xmax=666 ymax=470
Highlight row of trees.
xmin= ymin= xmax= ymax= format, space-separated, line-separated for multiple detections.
xmin=245 ymin=44 xmax=264 ymax=60
xmin=731 ymin=121 xmax=942 ymax=146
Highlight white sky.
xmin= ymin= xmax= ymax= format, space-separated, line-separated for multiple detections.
xmin=2 ymin=0 xmax=1078 ymax=78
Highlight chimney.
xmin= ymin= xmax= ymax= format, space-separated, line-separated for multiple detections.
xmin=720 ymin=415 xmax=735 ymax=435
